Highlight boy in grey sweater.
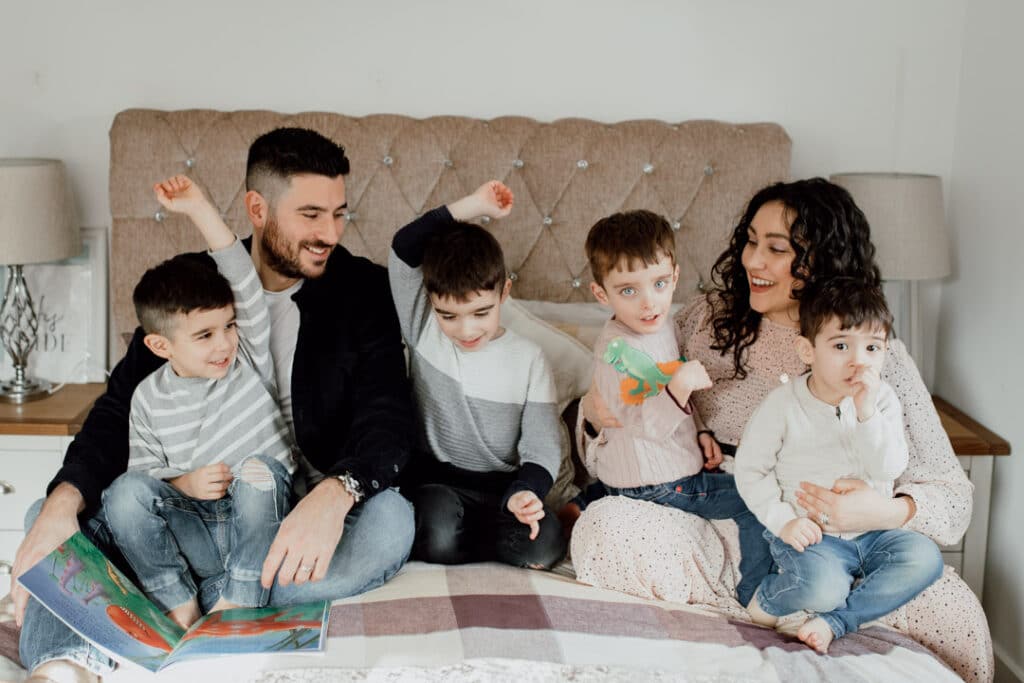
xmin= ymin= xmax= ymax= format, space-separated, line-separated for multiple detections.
xmin=389 ymin=181 xmax=566 ymax=569
xmin=103 ymin=175 xmax=296 ymax=629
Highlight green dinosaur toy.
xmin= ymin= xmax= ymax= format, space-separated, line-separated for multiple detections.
xmin=603 ymin=337 xmax=685 ymax=404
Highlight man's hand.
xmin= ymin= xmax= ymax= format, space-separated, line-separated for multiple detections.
xmin=168 ymin=464 xmax=233 ymax=500
xmin=667 ymin=360 xmax=712 ymax=406
xmin=698 ymin=431 xmax=723 ymax=470
xmin=779 ymin=517 xmax=823 ymax=552
xmin=507 ymin=490 xmax=544 ymax=540
xmin=11 ymin=483 xmax=83 ymax=626
xmin=850 ymin=365 xmax=881 ymax=421
xmin=260 ymin=478 xmax=353 ymax=588
xmin=448 ymin=180 xmax=514 ymax=222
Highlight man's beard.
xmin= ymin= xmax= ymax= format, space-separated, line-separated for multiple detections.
xmin=260 ymin=214 xmax=334 ymax=280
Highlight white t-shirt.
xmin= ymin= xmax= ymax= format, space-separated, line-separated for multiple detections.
xmin=264 ymin=280 xmax=326 ymax=491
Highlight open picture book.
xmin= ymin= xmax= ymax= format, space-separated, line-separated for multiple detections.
xmin=17 ymin=532 xmax=330 ymax=673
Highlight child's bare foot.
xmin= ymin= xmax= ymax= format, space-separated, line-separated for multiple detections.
xmin=209 ymin=596 xmax=242 ymax=613
xmin=797 ymin=616 xmax=834 ymax=654
xmin=745 ymin=594 xmax=778 ymax=627
xmin=167 ymin=598 xmax=201 ymax=630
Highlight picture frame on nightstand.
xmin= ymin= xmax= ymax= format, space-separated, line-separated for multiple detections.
xmin=0 ymin=227 xmax=108 ymax=385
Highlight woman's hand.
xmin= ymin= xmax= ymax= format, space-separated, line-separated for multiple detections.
xmin=795 ymin=478 xmax=914 ymax=533
xmin=580 ymin=380 xmax=622 ymax=430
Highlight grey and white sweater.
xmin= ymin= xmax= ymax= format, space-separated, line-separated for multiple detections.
xmin=388 ymin=207 xmax=562 ymax=502
xmin=127 ymin=239 xmax=296 ymax=480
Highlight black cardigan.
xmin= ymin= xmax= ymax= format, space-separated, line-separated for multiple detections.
xmin=48 ymin=243 xmax=415 ymax=517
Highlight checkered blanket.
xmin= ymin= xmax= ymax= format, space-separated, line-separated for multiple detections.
xmin=3 ymin=562 xmax=960 ymax=682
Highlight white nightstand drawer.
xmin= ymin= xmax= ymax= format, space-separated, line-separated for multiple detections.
xmin=0 ymin=529 xmax=21 ymax=598
xmin=0 ymin=443 xmax=65 ymax=530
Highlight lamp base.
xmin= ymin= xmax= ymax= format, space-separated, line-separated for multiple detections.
xmin=0 ymin=376 xmax=56 ymax=403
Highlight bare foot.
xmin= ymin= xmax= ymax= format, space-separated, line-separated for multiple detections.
xmin=797 ymin=616 xmax=834 ymax=654
xmin=167 ymin=597 xmax=201 ymax=630
xmin=209 ymin=596 xmax=242 ymax=613
xmin=745 ymin=594 xmax=778 ymax=627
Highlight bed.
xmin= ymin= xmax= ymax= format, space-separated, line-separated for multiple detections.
xmin=0 ymin=109 xmax=972 ymax=682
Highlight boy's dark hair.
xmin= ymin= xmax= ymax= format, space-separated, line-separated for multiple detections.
xmin=799 ymin=277 xmax=894 ymax=342
xmin=245 ymin=127 xmax=350 ymax=201
xmin=585 ymin=210 xmax=677 ymax=286
xmin=133 ymin=255 xmax=234 ymax=337
xmin=421 ymin=222 xmax=507 ymax=301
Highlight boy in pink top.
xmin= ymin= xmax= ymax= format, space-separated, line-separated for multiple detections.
xmin=582 ymin=210 xmax=771 ymax=607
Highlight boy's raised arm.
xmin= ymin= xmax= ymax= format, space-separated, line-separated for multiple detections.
xmin=154 ymin=175 xmax=235 ymax=251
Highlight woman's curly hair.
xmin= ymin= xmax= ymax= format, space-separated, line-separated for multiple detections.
xmin=707 ymin=178 xmax=881 ymax=378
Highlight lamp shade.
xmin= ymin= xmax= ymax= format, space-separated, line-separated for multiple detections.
xmin=829 ymin=172 xmax=951 ymax=280
xmin=0 ymin=159 xmax=80 ymax=265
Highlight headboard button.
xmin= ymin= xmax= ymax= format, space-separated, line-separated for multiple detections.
xmin=480 ymin=216 xmax=491 ymax=225
xmin=542 ymin=216 xmax=553 ymax=227
xmin=512 ymin=159 xmax=524 ymax=169
xmin=443 ymin=159 xmax=454 ymax=168
xmin=643 ymin=163 xmax=655 ymax=174
xmin=509 ymin=272 xmax=518 ymax=281
xmin=576 ymin=159 xmax=589 ymax=170
xmin=382 ymin=155 xmax=394 ymax=166
xmin=571 ymin=278 xmax=582 ymax=289
xmin=671 ymin=221 xmax=681 ymax=231
xmin=154 ymin=210 xmax=166 ymax=223
xmin=185 ymin=158 xmax=196 ymax=169
xmin=703 ymin=164 xmax=714 ymax=176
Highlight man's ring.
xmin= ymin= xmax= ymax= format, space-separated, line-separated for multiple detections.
xmin=818 ymin=512 xmax=830 ymax=527
xmin=299 ymin=564 xmax=313 ymax=573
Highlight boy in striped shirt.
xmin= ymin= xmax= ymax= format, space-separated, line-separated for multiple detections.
xmin=102 ymin=175 xmax=296 ymax=629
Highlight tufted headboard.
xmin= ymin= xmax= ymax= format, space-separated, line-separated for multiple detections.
xmin=108 ymin=109 xmax=790 ymax=353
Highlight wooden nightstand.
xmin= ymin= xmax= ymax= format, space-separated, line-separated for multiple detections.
xmin=0 ymin=383 xmax=105 ymax=595
xmin=933 ymin=396 xmax=1011 ymax=600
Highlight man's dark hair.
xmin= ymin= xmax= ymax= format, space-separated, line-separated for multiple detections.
xmin=133 ymin=255 xmax=234 ymax=337
xmin=799 ymin=277 xmax=893 ymax=342
xmin=585 ymin=210 xmax=677 ymax=286
xmin=245 ymin=127 xmax=350 ymax=201
xmin=421 ymin=222 xmax=507 ymax=301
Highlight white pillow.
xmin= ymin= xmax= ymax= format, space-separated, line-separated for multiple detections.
xmin=501 ymin=297 xmax=593 ymax=409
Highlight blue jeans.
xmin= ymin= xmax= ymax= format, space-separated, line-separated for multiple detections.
xmin=606 ymin=471 xmax=772 ymax=607
xmin=19 ymin=486 xmax=414 ymax=674
xmin=101 ymin=455 xmax=292 ymax=611
xmin=756 ymin=528 xmax=943 ymax=639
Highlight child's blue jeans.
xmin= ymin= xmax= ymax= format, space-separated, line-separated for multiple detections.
xmin=605 ymin=470 xmax=772 ymax=607
xmin=101 ymin=454 xmax=292 ymax=611
xmin=756 ymin=528 xmax=943 ymax=639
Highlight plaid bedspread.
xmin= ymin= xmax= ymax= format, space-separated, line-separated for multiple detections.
xmin=5 ymin=561 xmax=962 ymax=682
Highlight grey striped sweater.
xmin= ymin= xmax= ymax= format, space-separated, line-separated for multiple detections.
xmin=127 ymin=240 xmax=296 ymax=479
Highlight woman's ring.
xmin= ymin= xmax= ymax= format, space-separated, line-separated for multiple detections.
xmin=299 ymin=564 xmax=313 ymax=573
xmin=818 ymin=512 xmax=830 ymax=527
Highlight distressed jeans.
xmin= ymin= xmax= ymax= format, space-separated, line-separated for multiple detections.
xmin=756 ymin=528 xmax=943 ymax=639
xmin=101 ymin=455 xmax=292 ymax=611
xmin=19 ymin=486 xmax=414 ymax=674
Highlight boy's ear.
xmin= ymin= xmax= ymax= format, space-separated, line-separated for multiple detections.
xmin=796 ymin=335 xmax=815 ymax=365
xmin=244 ymin=190 xmax=270 ymax=230
xmin=499 ymin=277 xmax=512 ymax=303
xmin=590 ymin=281 xmax=609 ymax=305
xmin=672 ymin=263 xmax=680 ymax=288
xmin=143 ymin=333 xmax=174 ymax=361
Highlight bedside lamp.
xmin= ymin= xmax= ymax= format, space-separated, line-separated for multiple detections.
xmin=0 ymin=159 xmax=81 ymax=403
xmin=829 ymin=172 xmax=952 ymax=367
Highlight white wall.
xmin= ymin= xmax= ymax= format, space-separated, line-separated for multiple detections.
xmin=1 ymin=0 xmax=965 ymax=227
xmin=0 ymin=0 xmax=968 ymax=386
xmin=941 ymin=0 xmax=1024 ymax=677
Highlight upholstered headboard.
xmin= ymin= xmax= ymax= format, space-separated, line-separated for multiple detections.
xmin=108 ymin=109 xmax=790 ymax=352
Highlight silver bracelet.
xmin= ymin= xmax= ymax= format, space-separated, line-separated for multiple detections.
xmin=334 ymin=472 xmax=364 ymax=503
